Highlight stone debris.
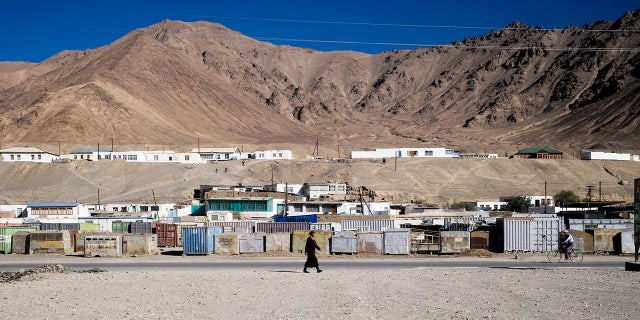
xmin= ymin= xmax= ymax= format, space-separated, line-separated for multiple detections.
xmin=0 ymin=264 xmax=106 ymax=283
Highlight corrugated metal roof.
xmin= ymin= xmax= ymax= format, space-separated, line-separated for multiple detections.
xmin=0 ymin=146 xmax=56 ymax=154
xmin=70 ymin=147 xmax=113 ymax=154
xmin=28 ymin=202 xmax=80 ymax=208
xmin=191 ymin=147 xmax=239 ymax=153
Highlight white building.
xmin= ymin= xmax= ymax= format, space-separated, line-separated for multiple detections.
xmin=26 ymin=202 xmax=87 ymax=220
xmin=284 ymin=200 xmax=391 ymax=216
xmin=303 ymin=183 xmax=347 ymax=199
xmin=475 ymin=201 xmax=507 ymax=211
xmin=581 ymin=151 xmax=633 ymax=161
xmin=500 ymin=195 xmax=554 ymax=207
xmin=351 ymin=147 xmax=459 ymax=159
xmin=0 ymin=146 xmax=60 ymax=162
xmin=264 ymin=183 xmax=305 ymax=195
xmin=191 ymin=147 xmax=240 ymax=161
xmin=253 ymin=150 xmax=293 ymax=160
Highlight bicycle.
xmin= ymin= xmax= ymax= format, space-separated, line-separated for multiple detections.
xmin=547 ymin=245 xmax=583 ymax=263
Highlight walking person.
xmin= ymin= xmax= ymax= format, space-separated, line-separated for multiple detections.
xmin=303 ymin=231 xmax=323 ymax=273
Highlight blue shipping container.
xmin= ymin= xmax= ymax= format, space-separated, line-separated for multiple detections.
xmin=274 ymin=215 xmax=318 ymax=223
xmin=182 ymin=226 xmax=222 ymax=255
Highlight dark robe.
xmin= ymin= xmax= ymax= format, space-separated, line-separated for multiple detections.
xmin=304 ymin=236 xmax=321 ymax=268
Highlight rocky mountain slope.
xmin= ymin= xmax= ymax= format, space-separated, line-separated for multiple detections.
xmin=1 ymin=10 xmax=639 ymax=155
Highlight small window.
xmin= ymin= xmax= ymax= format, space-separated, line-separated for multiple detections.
xmin=10 ymin=155 xmax=14 ymax=160
xmin=185 ymin=155 xmax=190 ymax=161
xmin=38 ymin=155 xmax=42 ymax=160
xmin=31 ymin=154 xmax=35 ymax=160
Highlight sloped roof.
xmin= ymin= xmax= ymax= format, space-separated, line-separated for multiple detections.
xmin=28 ymin=202 xmax=80 ymax=208
xmin=516 ymin=147 xmax=563 ymax=154
xmin=0 ymin=146 xmax=57 ymax=154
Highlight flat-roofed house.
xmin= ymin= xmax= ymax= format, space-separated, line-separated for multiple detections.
xmin=191 ymin=147 xmax=240 ymax=161
xmin=0 ymin=146 xmax=60 ymax=162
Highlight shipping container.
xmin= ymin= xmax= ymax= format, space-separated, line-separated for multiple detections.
xmin=440 ymin=231 xmax=471 ymax=254
xmin=265 ymin=233 xmax=291 ymax=252
xmin=122 ymin=234 xmax=158 ymax=256
xmin=1 ymin=227 xmax=37 ymax=253
xmin=383 ymin=228 xmax=411 ymax=255
xmin=29 ymin=230 xmax=74 ymax=255
xmin=356 ymin=231 xmax=384 ymax=254
xmin=331 ymin=231 xmax=357 ymax=254
xmin=292 ymin=230 xmax=331 ymax=254
xmin=342 ymin=219 xmax=394 ymax=232
xmin=79 ymin=223 xmax=101 ymax=233
xmin=613 ymin=229 xmax=635 ymax=254
xmin=183 ymin=226 xmax=221 ymax=255
xmin=40 ymin=223 xmax=80 ymax=231
xmin=311 ymin=222 xmax=342 ymax=232
xmin=156 ymin=223 xmax=178 ymax=247
xmin=503 ymin=218 xmax=532 ymax=252
xmin=130 ymin=222 xmax=152 ymax=234
xmin=588 ymin=228 xmax=620 ymax=253
xmin=11 ymin=231 xmax=32 ymax=254
xmin=530 ymin=218 xmax=561 ymax=252
xmin=84 ymin=234 xmax=122 ymax=257
xmin=568 ymin=218 xmax=634 ymax=231
xmin=443 ymin=217 xmax=487 ymax=232
xmin=239 ymin=233 xmax=265 ymax=253
xmin=112 ymin=221 xmax=131 ymax=233
xmin=567 ymin=230 xmax=593 ymax=253
xmin=215 ymin=233 xmax=240 ymax=254
xmin=274 ymin=215 xmax=318 ymax=223
xmin=470 ymin=231 xmax=490 ymax=250
xmin=255 ymin=222 xmax=310 ymax=233
xmin=207 ymin=221 xmax=253 ymax=233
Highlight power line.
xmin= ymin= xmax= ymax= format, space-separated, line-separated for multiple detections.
xmin=256 ymin=37 xmax=640 ymax=52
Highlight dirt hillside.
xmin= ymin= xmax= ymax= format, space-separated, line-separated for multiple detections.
xmin=0 ymin=158 xmax=637 ymax=206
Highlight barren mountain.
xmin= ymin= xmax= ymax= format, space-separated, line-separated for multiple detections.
xmin=1 ymin=10 xmax=640 ymax=155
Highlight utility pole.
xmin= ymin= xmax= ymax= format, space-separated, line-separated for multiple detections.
xmin=599 ymin=181 xmax=602 ymax=201
xmin=394 ymin=149 xmax=398 ymax=172
xmin=586 ymin=185 xmax=594 ymax=202
xmin=97 ymin=188 xmax=100 ymax=211
xmin=544 ymin=180 xmax=547 ymax=214
xmin=284 ymin=183 xmax=288 ymax=217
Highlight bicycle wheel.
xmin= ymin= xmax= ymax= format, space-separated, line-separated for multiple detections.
xmin=547 ymin=250 xmax=562 ymax=263
xmin=569 ymin=249 xmax=583 ymax=263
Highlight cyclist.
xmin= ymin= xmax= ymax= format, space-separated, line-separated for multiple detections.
xmin=560 ymin=229 xmax=574 ymax=259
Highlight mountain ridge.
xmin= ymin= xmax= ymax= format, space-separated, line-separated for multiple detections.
xmin=1 ymin=11 xmax=639 ymax=154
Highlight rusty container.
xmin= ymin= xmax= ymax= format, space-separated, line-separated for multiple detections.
xmin=588 ymin=228 xmax=620 ymax=253
xmin=470 ymin=231 xmax=490 ymax=250
xmin=156 ymin=223 xmax=178 ymax=247
xmin=440 ymin=231 xmax=471 ymax=254
xmin=214 ymin=233 xmax=240 ymax=254
xmin=265 ymin=232 xmax=291 ymax=252
xmin=11 ymin=231 xmax=32 ymax=254
xmin=29 ymin=230 xmax=74 ymax=255
xmin=356 ymin=231 xmax=384 ymax=254
xmin=1 ymin=227 xmax=37 ymax=253
xmin=122 ymin=234 xmax=158 ymax=256
xmin=568 ymin=230 xmax=593 ymax=253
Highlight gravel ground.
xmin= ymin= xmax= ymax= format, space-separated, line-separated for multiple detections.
xmin=1 ymin=255 xmax=638 ymax=319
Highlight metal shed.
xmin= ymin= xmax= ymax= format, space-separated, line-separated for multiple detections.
xmin=356 ymin=231 xmax=384 ymax=254
xmin=331 ymin=231 xmax=357 ymax=254
xmin=383 ymin=228 xmax=411 ymax=255
xmin=239 ymin=233 xmax=265 ymax=253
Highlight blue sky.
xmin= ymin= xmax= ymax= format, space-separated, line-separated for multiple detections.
xmin=1 ymin=0 xmax=639 ymax=62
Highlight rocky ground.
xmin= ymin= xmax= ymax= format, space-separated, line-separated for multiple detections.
xmin=0 ymin=254 xmax=638 ymax=319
